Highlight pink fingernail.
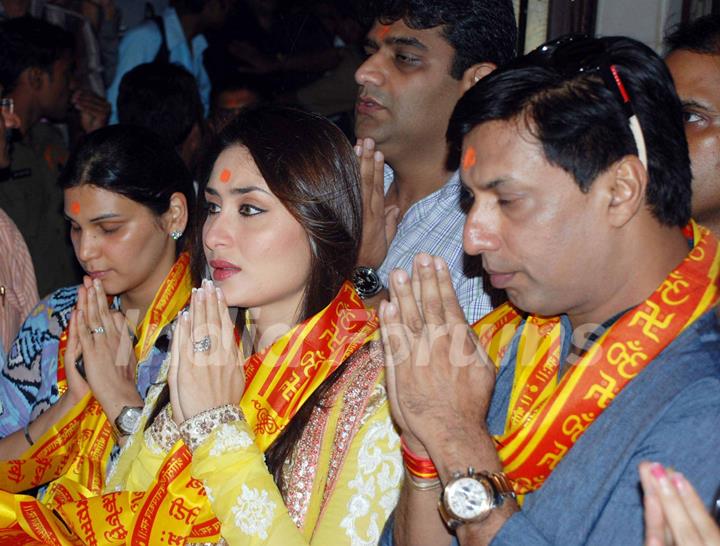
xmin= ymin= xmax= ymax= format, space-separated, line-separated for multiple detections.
xmin=671 ymin=473 xmax=686 ymax=493
xmin=650 ymin=463 xmax=666 ymax=479
xmin=374 ymin=150 xmax=383 ymax=162
xmin=354 ymin=145 xmax=361 ymax=157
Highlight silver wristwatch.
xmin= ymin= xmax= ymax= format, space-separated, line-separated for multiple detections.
xmin=113 ymin=406 xmax=143 ymax=437
xmin=438 ymin=468 xmax=515 ymax=530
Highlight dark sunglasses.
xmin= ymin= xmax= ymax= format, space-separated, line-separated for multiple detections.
xmin=522 ymin=34 xmax=648 ymax=168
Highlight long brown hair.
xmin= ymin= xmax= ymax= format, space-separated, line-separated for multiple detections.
xmin=193 ymin=105 xmax=362 ymax=486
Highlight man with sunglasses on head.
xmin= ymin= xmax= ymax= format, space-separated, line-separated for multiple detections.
xmin=378 ymin=35 xmax=720 ymax=546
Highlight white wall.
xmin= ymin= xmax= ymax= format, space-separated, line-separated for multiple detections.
xmin=595 ymin=0 xmax=684 ymax=52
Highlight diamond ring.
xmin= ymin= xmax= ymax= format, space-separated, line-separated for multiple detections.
xmin=91 ymin=326 xmax=105 ymax=335
xmin=192 ymin=335 xmax=211 ymax=353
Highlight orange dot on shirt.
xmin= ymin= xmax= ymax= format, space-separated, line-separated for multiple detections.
xmin=463 ymin=146 xmax=477 ymax=170
xmin=220 ymin=169 xmax=232 ymax=183
xmin=70 ymin=202 xmax=81 ymax=215
xmin=377 ymin=24 xmax=390 ymax=39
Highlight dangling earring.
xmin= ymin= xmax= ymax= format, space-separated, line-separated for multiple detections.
xmin=170 ymin=230 xmax=183 ymax=241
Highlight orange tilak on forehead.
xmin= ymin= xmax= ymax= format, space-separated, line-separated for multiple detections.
xmin=377 ymin=24 xmax=391 ymax=39
xmin=220 ymin=169 xmax=232 ymax=183
xmin=463 ymin=146 xmax=477 ymax=170
xmin=70 ymin=201 xmax=81 ymax=215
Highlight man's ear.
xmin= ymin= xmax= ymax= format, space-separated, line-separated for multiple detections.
xmin=602 ymin=155 xmax=648 ymax=228
xmin=460 ymin=62 xmax=496 ymax=93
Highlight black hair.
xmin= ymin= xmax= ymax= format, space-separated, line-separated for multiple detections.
xmin=665 ymin=14 xmax=720 ymax=56
xmin=448 ymin=35 xmax=691 ymax=227
xmin=195 ymin=104 xmax=362 ymax=486
xmin=0 ymin=16 xmax=74 ymax=94
xmin=172 ymin=0 xmax=206 ymax=14
xmin=364 ymin=0 xmax=517 ymax=78
xmin=58 ymin=124 xmax=196 ymax=255
xmin=117 ymin=62 xmax=204 ymax=149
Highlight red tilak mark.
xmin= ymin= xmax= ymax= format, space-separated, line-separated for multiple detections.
xmin=378 ymin=24 xmax=391 ymax=39
xmin=220 ymin=169 xmax=232 ymax=183
xmin=70 ymin=202 xmax=81 ymax=215
xmin=463 ymin=147 xmax=477 ymax=170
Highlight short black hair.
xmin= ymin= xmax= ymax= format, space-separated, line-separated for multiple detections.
xmin=364 ymin=0 xmax=517 ymax=79
xmin=449 ymin=35 xmax=691 ymax=227
xmin=665 ymin=14 xmax=720 ymax=56
xmin=0 ymin=16 xmax=74 ymax=94
xmin=173 ymin=0 xmax=206 ymax=15
xmin=117 ymin=62 xmax=203 ymax=148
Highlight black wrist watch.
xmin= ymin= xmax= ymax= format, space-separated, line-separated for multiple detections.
xmin=438 ymin=468 xmax=516 ymax=530
xmin=352 ymin=266 xmax=383 ymax=299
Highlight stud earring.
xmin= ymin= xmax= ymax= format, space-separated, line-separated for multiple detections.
xmin=170 ymin=230 xmax=183 ymax=241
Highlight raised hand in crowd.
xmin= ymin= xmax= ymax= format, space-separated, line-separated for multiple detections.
xmin=168 ymin=278 xmax=244 ymax=425
xmin=355 ymin=137 xmax=399 ymax=270
xmin=640 ymin=462 xmax=720 ymax=546
xmin=72 ymin=89 xmax=110 ymax=134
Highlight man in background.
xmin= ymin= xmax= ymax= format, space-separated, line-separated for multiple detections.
xmin=352 ymin=0 xmax=516 ymax=322
xmin=665 ymin=14 xmax=720 ymax=237
xmin=0 ymin=17 xmax=107 ymax=294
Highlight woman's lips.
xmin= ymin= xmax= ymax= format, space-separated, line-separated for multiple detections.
xmin=209 ymin=260 xmax=241 ymax=281
xmin=87 ymin=270 xmax=110 ymax=280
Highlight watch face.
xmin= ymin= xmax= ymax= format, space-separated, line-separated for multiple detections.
xmin=117 ymin=407 xmax=142 ymax=435
xmin=446 ymin=476 xmax=493 ymax=521
xmin=352 ymin=267 xmax=382 ymax=298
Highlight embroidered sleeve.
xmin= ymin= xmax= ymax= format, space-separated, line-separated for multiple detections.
xmin=178 ymin=404 xmax=245 ymax=452
xmin=190 ymin=419 xmax=295 ymax=543
xmin=145 ymin=404 xmax=181 ymax=455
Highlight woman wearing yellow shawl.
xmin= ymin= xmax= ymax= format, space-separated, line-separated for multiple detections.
xmin=0 ymin=106 xmax=401 ymax=544
xmin=105 ymin=105 xmax=402 ymax=545
xmin=0 ymin=125 xmax=194 ymax=460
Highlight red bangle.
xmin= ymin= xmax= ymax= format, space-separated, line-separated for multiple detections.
xmin=400 ymin=437 xmax=438 ymax=479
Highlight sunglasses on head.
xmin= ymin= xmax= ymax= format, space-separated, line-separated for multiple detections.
xmin=523 ymin=34 xmax=648 ymax=169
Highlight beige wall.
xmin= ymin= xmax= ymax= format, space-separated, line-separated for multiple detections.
xmin=595 ymin=0 xmax=683 ymax=52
